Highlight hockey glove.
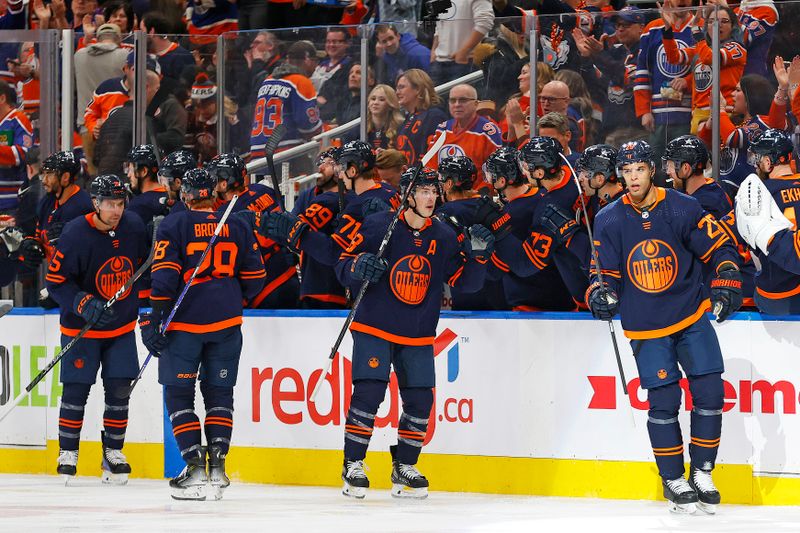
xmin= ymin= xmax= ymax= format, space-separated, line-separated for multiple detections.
xmin=19 ymin=237 xmax=44 ymax=269
xmin=361 ymin=197 xmax=391 ymax=218
xmin=587 ymin=283 xmax=619 ymax=321
xmin=539 ymin=203 xmax=579 ymax=248
xmin=465 ymin=224 xmax=495 ymax=261
xmin=473 ymin=196 xmax=512 ymax=240
xmin=138 ymin=312 xmax=167 ymax=355
xmin=351 ymin=252 xmax=388 ymax=283
xmin=710 ymin=263 xmax=743 ymax=323
xmin=46 ymin=222 xmax=65 ymax=244
xmin=73 ymin=291 xmax=116 ymax=328
xmin=0 ymin=227 xmax=23 ymax=255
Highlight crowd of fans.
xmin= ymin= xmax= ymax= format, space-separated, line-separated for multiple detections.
xmin=0 ymin=0 xmax=799 ymax=310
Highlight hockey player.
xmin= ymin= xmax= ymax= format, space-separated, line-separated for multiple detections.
xmin=662 ymin=136 xmax=731 ymax=220
xmin=142 ymin=168 xmax=265 ymax=500
xmin=576 ymin=144 xmax=625 ymax=225
xmin=157 ymin=150 xmax=198 ymax=216
xmin=45 ymin=174 xmax=149 ymax=484
xmin=335 ymin=168 xmax=494 ymax=499
xmin=735 ymin=129 xmax=800 ymax=315
xmin=126 ymin=144 xmax=168 ymax=226
xmin=587 ymin=140 xmax=742 ymax=514
xmin=207 ymin=152 xmax=298 ymax=308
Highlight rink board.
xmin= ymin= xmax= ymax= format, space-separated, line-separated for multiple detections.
xmin=2 ymin=309 xmax=800 ymax=504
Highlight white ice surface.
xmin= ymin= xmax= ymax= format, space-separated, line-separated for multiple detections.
xmin=1 ymin=474 xmax=800 ymax=532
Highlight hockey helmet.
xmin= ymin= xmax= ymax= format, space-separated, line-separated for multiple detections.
xmin=484 ymin=146 xmax=524 ymax=186
xmin=206 ymin=152 xmax=247 ymax=188
xmin=126 ymin=144 xmax=159 ymax=170
xmin=90 ymin=174 xmax=128 ymax=201
xmin=400 ymin=167 xmax=442 ymax=198
xmin=159 ymin=150 xmax=198 ymax=181
xmin=662 ymin=135 xmax=709 ymax=173
xmin=577 ymin=144 xmax=618 ymax=182
xmin=616 ymin=140 xmax=654 ymax=175
xmin=748 ymin=128 xmax=794 ymax=167
xmin=41 ymin=150 xmax=81 ymax=182
xmin=438 ymin=155 xmax=477 ymax=190
xmin=337 ymin=140 xmax=376 ymax=173
xmin=180 ymin=167 xmax=216 ymax=201
xmin=519 ymin=137 xmax=563 ymax=178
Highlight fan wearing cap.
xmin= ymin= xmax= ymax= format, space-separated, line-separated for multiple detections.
xmin=185 ymin=73 xmax=220 ymax=163
xmin=45 ymin=174 xmax=149 ymax=484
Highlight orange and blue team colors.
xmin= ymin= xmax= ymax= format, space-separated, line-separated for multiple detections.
xmin=335 ymin=210 xmax=487 ymax=346
xmin=0 ymin=107 xmax=33 ymax=211
xmin=427 ymin=116 xmax=502 ymax=190
xmin=590 ymin=188 xmax=740 ymax=339
xmin=186 ymin=0 xmax=238 ymax=39
xmin=736 ymin=2 xmax=778 ymax=77
xmin=249 ymin=73 xmax=322 ymax=159
xmin=83 ymin=77 xmax=129 ymax=137
xmin=45 ymin=211 xmax=149 ymax=337
xmin=150 ymin=208 xmax=265 ymax=332
xmin=35 ymin=184 xmax=94 ymax=261
xmin=634 ymin=17 xmax=694 ymax=125
xmin=395 ymin=107 xmax=448 ymax=164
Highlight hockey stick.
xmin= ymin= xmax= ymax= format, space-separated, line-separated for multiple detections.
xmin=0 ymin=219 xmax=162 ymax=423
xmin=310 ymin=132 xmax=447 ymax=402
xmin=559 ymin=153 xmax=629 ymax=398
xmin=0 ymin=299 xmax=12 ymax=318
xmin=123 ymin=195 xmax=240 ymax=397
xmin=266 ymin=124 xmax=287 ymax=211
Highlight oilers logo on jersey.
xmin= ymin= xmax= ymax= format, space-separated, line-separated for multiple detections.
xmin=656 ymin=41 xmax=691 ymax=78
xmin=438 ymin=144 xmax=466 ymax=160
xmin=390 ymin=254 xmax=432 ymax=305
xmin=626 ymin=239 xmax=678 ymax=294
xmin=694 ymin=63 xmax=713 ymax=93
xmin=95 ymin=256 xmax=134 ymax=300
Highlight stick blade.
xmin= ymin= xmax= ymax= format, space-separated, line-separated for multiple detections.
xmin=265 ymin=124 xmax=287 ymax=156
xmin=421 ymin=131 xmax=447 ymax=167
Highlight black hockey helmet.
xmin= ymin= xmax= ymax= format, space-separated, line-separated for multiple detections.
xmin=206 ymin=152 xmax=247 ymax=188
xmin=663 ymin=135 xmax=709 ymax=173
xmin=126 ymin=144 xmax=159 ymax=170
xmin=400 ymin=167 xmax=442 ymax=197
xmin=315 ymin=147 xmax=341 ymax=167
xmin=484 ymin=146 xmax=524 ymax=186
xmin=616 ymin=140 xmax=655 ymax=175
xmin=41 ymin=150 xmax=81 ymax=181
xmin=577 ymin=144 xmax=617 ymax=181
xmin=90 ymin=174 xmax=128 ymax=201
xmin=438 ymin=155 xmax=477 ymax=190
xmin=159 ymin=150 xmax=198 ymax=181
xmin=337 ymin=140 xmax=376 ymax=173
xmin=519 ymin=136 xmax=563 ymax=178
xmin=180 ymin=167 xmax=215 ymax=201
xmin=748 ymin=128 xmax=794 ymax=166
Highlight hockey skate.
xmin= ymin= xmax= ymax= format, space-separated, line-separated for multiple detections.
xmin=57 ymin=449 xmax=78 ymax=484
xmin=169 ymin=456 xmax=208 ymax=501
xmin=390 ymin=445 xmax=429 ymax=499
xmin=662 ymin=476 xmax=698 ymax=514
xmin=689 ymin=467 xmax=721 ymax=514
xmin=207 ymin=445 xmax=230 ymax=501
xmin=101 ymin=446 xmax=132 ymax=485
xmin=342 ymin=458 xmax=369 ymax=499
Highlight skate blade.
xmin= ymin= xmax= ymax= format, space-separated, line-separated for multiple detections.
xmin=101 ymin=471 xmax=129 ymax=486
xmin=391 ymin=483 xmax=429 ymax=499
xmin=170 ymin=485 xmax=207 ymax=501
xmin=668 ymin=501 xmax=697 ymax=515
xmin=61 ymin=474 xmax=76 ymax=486
xmin=208 ymin=482 xmax=229 ymax=501
xmin=696 ymin=501 xmax=717 ymax=515
xmin=342 ymin=482 xmax=367 ymax=499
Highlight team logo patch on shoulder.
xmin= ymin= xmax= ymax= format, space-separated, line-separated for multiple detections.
xmin=626 ymin=239 xmax=678 ymax=294
xmin=390 ymin=254 xmax=432 ymax=305
xmin=95 ymin=256 xmax=134 ymax=300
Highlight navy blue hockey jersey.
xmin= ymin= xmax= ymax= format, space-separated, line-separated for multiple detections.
xmin=128 ymin=187 xmax=168 ymax=226
xmin=36 ymin=185 xmax=94 ymax=261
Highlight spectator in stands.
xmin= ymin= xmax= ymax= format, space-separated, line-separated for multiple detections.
xmin=185 ymin=74 xmax=246 ymax=164
xmin=75 ymin=23 xmax=129 ymax=172
xmin=394 ymin=68 xmax=447 ymax=164
xmin=141 ymin=13 xmax=195 ymax=91
xmin=94 ymin=66 xmax=161 ymax=175
xmin=103 ymin=1 xmax=136 ymax=34
xmin=573 ymin=5 xmax=643 ymax=142
xmin=11 ymin=42 xmax=40 ymax=129
xmin=480 ymin=13 xmax=528 ymax=111
xmin=537 ymin=112 xmax=580 ymax=167
xmin=375 ymin=148 xmax=407 ymax=189
xmin=338 ymin=64 xmax=375 ymax=139
xmin=0 ymin=80 xmax=33 ymax=218
xmin=427 ymin=83 xmax=502 ymax=190
xmin=0 ymin=0 xmax=25 ymax=87
xmin=374 ymin=24 xmax=430 ymax=87
xmin=539 ymin=80 xmax=584 ymax=153
xmin=502 ymin=62 xmax=555 ymax=147
xmin=429 ymin=0 xmax=494 ymax=86
xmin=186 ymin=0 xmax=238 ymax=40
xmin=366 ymin=84 xmax=405 ymax=150
xmin=734 ymin=0 xmax=778 ymax=77
xmin=315 ymin=28 xmax=354 ymax=123
xmin=555 ymin=69 xmax=594 ymax=148
xmin=634 ymin=0 xmax=693 ymax=164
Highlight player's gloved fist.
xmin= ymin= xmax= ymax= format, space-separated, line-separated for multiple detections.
xmin=46 ymin=222 xmax=65 ymax=243
xmin=138 ymin=312 xmax=167 ymax=356
xmin=540 ymin=203 xmax=579 ymax=247
xmin=351 ymin=252 xmax=388 ymax=283
xmin=710 ymin=263 xmax=743 ymax=323
xmin=473 ymin=196 xmax=511 ymax=240
xmin=361 ymin=197 xmax=391 ymax=218
xmin=18 ymin=237 xmax=44 ymax=269
xmin=0 ymin=226 xmax=23 ymax=255
xmin=465 ymin=224 xmax=495 ymax=261
xmin=586 ymin=283 xmax=619 ymax=321
xmin=73 ymin=291 xmax=116 ymax=328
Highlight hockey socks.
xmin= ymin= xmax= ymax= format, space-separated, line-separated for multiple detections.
xmin=58 ymin=383 xmax=91 ymax=455
xmin=396 ymin=387 xmax=433 ymax=465
xmin=646 ymin=382 xmax=685 ymax=480
xmin=102 ymin=379 xmax=131 ymax=450
xmin=343 ymin=380 xmax=384 ymax=461
xmin=688 ymin=373 xmax=723 ymax=471
xmin=200 ymin=383 xmax=234 ymax=455
xmin=165 ymin=385 xmax=203 ymax=462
